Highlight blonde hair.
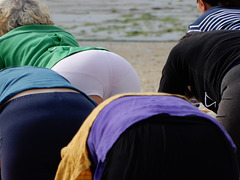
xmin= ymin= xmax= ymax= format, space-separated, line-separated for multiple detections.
xmin=0 ymin=0 xmax=54 ymax=36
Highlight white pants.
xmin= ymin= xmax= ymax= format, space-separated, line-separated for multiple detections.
xmin=52 ymin=50 xmax=141 ymax=100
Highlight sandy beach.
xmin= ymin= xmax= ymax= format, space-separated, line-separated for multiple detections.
xmin=46 ymin=0 xmax=197 ymax=91
xmin=45 ymin=0 xmax=197 ymax=91
xmin=46 ymin=0 xmax=215 ymax=116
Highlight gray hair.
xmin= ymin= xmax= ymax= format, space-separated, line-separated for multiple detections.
xmin=0 ymin=0 xmax=54 ymax=36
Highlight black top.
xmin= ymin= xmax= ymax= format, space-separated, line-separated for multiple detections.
xmin=158 ymin=30 xmax=240 ymax=113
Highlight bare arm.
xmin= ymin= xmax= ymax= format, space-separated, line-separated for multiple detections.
xmin=89 ymin=95 xmax=103 ymax=105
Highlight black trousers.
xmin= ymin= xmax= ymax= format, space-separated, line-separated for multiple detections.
xmin=218 ymin=64 xmax=240 ymax=170
xmin=101 ymin=114 xmax=239 ymax=180
xmin=0 ymin=92 xmax=95 ymax=180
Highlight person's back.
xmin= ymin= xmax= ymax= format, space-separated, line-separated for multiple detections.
xmin=158 ymin=30 xmax=240 ymax=175
xmin=0 ymin=66 xmax=94 ymax=104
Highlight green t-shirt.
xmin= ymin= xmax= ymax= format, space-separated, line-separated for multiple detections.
xmin=0 ymin=25 xmax=108 ymax=69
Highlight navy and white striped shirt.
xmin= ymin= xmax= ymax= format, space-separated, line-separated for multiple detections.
xmin=188 ymin=6 xmax=240 ymax=33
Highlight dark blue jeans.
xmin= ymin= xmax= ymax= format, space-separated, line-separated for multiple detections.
xmin=0 ymin=92 xmax=95 ymax=180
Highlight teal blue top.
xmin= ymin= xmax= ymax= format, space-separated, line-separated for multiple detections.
xmin=0 ymin=25 xmax=108 ymax=69
xmin=0 ymin=66 xmax=96 ymax=105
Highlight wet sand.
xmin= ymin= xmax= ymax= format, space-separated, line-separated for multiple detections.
xmin=47 ymin=0 xmax=198 ymax=41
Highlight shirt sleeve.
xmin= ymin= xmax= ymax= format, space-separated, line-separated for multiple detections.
xmin=158 ymin=44 xmax=188 ymax=96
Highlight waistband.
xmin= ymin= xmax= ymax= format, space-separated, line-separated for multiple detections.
xmin=5 ymin=87 xmax=80 ymax=105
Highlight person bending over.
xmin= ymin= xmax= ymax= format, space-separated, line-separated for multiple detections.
xmin=0 ymin=66 xmax=96 ymax=180
xmin=55 ymin=93 xmax=239 ymax=180
xmin=0 ymin=0 xmax=141 ymax=104
xmin=158 ymin=30 xmax=240 ymax=169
